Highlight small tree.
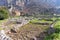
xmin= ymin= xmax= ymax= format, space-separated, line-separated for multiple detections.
xmin=0 ymin=7 xmax=9 ymax=20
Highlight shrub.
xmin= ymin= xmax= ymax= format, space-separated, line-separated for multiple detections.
xmin=0 ymin=13 xmax=4 ymax=20
xmin=0 ymin=7 xmax=9 ymax=20
xmin=44 ymin=24 xmax=60 ymax=40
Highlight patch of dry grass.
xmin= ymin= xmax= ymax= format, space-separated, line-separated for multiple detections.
xmin=7 ymin=23 xmax=49 ymax=40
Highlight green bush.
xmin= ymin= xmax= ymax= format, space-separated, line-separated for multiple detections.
xmin=44 ymin=24 xmax=60 ymax=40
xmin=0 ymin=7 xmax=9 ymax=20
xmin=44 ymin=33 xmax=60 ymax=40
xmin=0 ymin=13 xmax=4 ymax=20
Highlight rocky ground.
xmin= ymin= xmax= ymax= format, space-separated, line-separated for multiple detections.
xmin=6 ymin=23 xmax=49 ymax=40
xmin=0 ymin=17 xmax=56 ymax=40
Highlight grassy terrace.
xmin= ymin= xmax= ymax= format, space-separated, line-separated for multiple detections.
xmin=0 ymin=19 xmax=7 ymax=24
xmin=30 ymin=19 xmax=52 ymax=23
xmin=29 ymin=18 xmax=56 ymax=25
xmin=8 ymin=18 xmax=55 ymax=40
xmin=7 ymin=23 xmax=49 ymax=40
xmin=0 ymin=17 xmax=60 ymax=40
xmin=19 ymin=23 xmax=49 ymax=35
xmin=17 ymin=17 xmax=60 ymax=40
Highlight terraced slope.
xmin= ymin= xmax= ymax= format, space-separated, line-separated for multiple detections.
xmin=6 ymin=23 xmax=49 ymax=40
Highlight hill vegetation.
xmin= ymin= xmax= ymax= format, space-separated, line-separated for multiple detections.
xmin=0 ymin=7 xmax=9 ymax=20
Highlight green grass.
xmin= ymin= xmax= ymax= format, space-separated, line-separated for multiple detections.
xmin=44 ymin=18 xmax=60 ymax=40
xmin=44 ymin=33 xmax=60 ymax=40
xmin=0 ymin=19 xmax=7 ymax=24
xmin=30 ymin=18 xmax=52 ymax=24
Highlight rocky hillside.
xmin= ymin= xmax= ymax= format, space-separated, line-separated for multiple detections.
xmin=6 ymin=23 xmax=49 ymax=40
